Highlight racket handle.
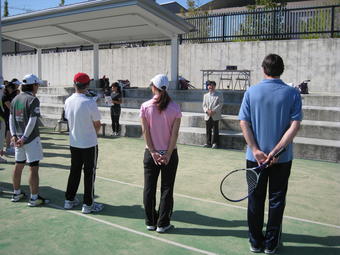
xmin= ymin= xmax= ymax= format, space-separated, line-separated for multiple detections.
xmin=260 ymin=147 xmax=287 ymax=169
xmin=273 ymin=147 xmax=286 ymax=158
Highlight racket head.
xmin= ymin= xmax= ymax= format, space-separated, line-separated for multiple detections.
xmin=220 ymin=167 xmax=260 ymax=202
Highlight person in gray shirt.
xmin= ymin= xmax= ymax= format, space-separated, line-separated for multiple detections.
xmin=202 ymin=81 xmax=223 ymax=149
xmin=9 ymin=74 xmax=49 ymax=207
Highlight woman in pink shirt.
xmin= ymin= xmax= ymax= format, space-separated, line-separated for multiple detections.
xmin=140 ymin=74 xmax=181 ymax=233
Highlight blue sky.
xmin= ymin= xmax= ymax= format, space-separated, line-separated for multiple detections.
xmin=1 ymin=0 xmax=211 ymax=16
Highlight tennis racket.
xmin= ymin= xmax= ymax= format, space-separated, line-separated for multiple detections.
xmin=220 ymin=147 xmax=286 ymax=202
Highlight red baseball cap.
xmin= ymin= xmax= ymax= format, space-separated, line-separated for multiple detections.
xmin=74 ymin=72 xmax=90 ymax=84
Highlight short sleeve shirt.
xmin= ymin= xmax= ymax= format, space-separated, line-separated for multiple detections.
xmin=10 ymin=92 xmax=41 ymax=144
xmin=64 ymin=93 xmax=101 ymax=148
xmin=238 ymin=79 xmax=303 ymax=163
xmin=111 ymin=92 xmax=122 ymax=109
xmin=140 ymin=96 xmax=182 ymax=151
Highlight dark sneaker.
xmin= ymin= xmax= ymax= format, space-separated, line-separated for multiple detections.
xmin=250 ymin=243 xmax=262 ymax=253
xmin=28 ymin=195 xmax=50 ymax=207
xmin=203 ymin=144 xmax=211 ymax=148
xmin=11 ymin=192 xmax=26 ymax=202
xmin=156 ymin=225 xmax=174 ymax=233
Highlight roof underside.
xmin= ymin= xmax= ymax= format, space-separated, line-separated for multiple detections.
xmin=1 ymin=0 xmax=194 ymax=49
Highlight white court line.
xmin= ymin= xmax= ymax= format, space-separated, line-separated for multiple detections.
xmin=44 ymin=169 xmax=340 ymax=230
xmin=48 ymin=203 xmax=217 ymax=255
xmin=96 ymin=176 xmax=340 ymax=230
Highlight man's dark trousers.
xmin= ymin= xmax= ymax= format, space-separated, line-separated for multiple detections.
xmin=205 ymin=117 xmax=219 ymax=145
xmin=247 ymin=160 xmax=292 ymax=250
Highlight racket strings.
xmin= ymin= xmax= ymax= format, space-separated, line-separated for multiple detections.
xmin=221 ymin=169 xmax=258 ymax=202
xmin=246 ymin=171 xmax=258 ymax=193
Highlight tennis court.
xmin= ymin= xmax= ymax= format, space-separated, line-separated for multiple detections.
xmin=0 ymin=129 xmax=339 ymax=255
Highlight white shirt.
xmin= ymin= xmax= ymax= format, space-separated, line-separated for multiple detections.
xmin=64 ymin=93 xmax=101 ymax=148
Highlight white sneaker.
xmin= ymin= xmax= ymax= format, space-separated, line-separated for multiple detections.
xmin=146 ymin=225 xmax=156 ymax=231
xmin=64 ymin=198 xmax=80 ymax=209
xmin=82 ymin=202 xmax=104 ymax=214
xmin=11 ymin=192 xmax=26 ymax=202
xmin=156 ymin=224 xmax=174 ymax=233
xmin=28 ymin=195 xmax=50 ymax=207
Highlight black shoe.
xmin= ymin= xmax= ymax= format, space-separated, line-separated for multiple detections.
xmin=203 ymin=144 xmax=211 ymax=148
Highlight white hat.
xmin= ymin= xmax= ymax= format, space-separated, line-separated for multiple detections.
xmin=22 ymin=74 xmax=43 ymax=85
xmin=150 ymin=74 xmax=169 ymax=91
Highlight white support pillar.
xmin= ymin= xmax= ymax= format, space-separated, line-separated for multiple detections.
xmin=93 ymin=43 xmax=99 ymax=80
xmin=37 ymin=48 xmax=42 ymax=79
xmin=170 ymin=36 xmax=179 ymax=90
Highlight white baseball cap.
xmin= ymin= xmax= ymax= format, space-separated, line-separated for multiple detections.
xmin=150 ymin=74 xmax=169 ymax=91
xmin=22 ymin=74 xmax=43 ymax=85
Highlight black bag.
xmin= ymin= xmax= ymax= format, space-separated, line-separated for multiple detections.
xmin=299 ymin=82 xmax=309 ymax=94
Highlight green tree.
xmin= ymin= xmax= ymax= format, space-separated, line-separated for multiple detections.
xmin=59 ymin=0 xmax=65 ymax=7
xmin=181 ymin=0 xmax=212 ymax=43
xmin=4 ymin=0 xmax=9 ymax=17
xmin=237 ymin=0 xmax=288 ymax=40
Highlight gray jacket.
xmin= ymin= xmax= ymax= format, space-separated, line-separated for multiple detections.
xmin=202 ymin=91 xmax=223 ymax=121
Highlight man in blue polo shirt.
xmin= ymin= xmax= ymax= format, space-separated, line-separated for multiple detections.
xmin=238 ymin=54 xmax=302 ymax=254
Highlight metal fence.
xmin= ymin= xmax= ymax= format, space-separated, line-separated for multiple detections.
xmin=2 ymin=5 xmax=340 ymax=55
xmin=182 ymin=5 xmax=340 ymax=42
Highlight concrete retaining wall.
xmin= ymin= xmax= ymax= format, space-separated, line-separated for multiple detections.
xmin=3 ymin=38 xmax=340 ymax=93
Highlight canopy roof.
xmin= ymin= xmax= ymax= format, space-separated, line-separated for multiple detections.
xmin=2 ymin=0 xmax=194 ymax=49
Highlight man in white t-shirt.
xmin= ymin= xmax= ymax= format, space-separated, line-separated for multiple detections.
xmin=64 ymin=72 xmax=103 ymax=214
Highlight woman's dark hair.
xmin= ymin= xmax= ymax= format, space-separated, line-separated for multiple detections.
xmin=111 ymin=82 xmax=121 ymax=94
xmin=21 ymin=84 xmax=34 ymax=92
xmin=153 ymin=85 xmax=171 ymax=112
xmin=4 ymin=83 xmax=17 ymax=95
xmin=261 ymin=54 xmax=284 ymax=77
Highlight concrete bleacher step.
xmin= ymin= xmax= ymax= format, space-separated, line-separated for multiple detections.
xmin=302 ymin=106 xmax=340 ymax=122
xmin=301 ymin=94 xmax=340 ymax=107
xmin=40 ymin=102 xmax=340 ymax=142
xmin=293 ymin=137 xmax=340 ymax=162
xmin=40 ymin=114 xmax=340 ymax=163
xmin=37 ymin=88 xmax=339 ymax=162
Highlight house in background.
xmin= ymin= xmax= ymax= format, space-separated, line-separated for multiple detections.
xmin=200 ymin=0 xmax=336 ymax=13
xmin=161 ymin=1 xmax=187 ymax=13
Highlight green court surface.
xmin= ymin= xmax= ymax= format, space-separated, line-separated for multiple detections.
xmin=0 ymin=129 xmax=339 ymax=255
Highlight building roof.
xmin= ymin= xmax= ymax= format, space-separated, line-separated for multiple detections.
xmin=1 ymin=0 xmax=194 ymax=49
xmin=161 ymin=1 xmax=187 ymax=13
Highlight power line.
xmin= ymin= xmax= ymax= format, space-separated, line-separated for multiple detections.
xmin=8 ymin=6 xmax=34 ymax=12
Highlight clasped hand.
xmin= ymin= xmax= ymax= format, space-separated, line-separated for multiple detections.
xmin=151 ymin=151 xmax=170 ymax=165
xmin=253 ymin=149 xmax=279 ymax=166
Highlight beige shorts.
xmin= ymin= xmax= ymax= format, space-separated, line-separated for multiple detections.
xmin=15 ymin=136 xmax=43 ymax=163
